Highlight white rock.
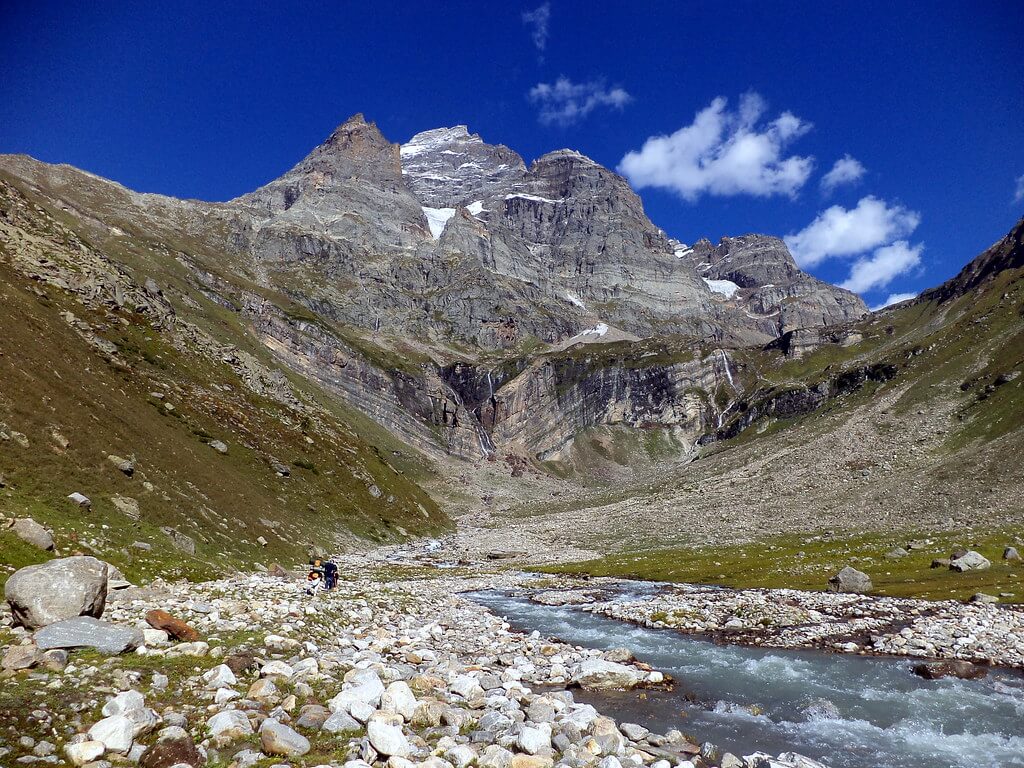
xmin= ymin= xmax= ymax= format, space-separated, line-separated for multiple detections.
xmin=450 ymin=674 xmax=484 ymax=700
xmin=330 ymin=668 xmax=385 ymax=712
xmin=124 ymin=706 xmax=159 ymax=738
xmin=573 ymin=660 xmax=643 ymax=690
xmin=165 ymin=641 xmax=209 ymax=657
xmin=215 ymin=688 xmax=240 ymax=704
xmin=517 ymin=724 xmax=551 ymax=754
xmin=349 ymin=699 xmax=376 ymax=723
xmin=381 ymin=681 xmax=418 ymax=720
xmin=446 ymin=745 xmax=479 ymax=768
xmin=203 ymin=663 xmax=237 ymax=689
xmin=65 ymin=740 xmax=105 ymax=766
xmin=101 ymin=690 xmax=145 ymax=717
xmin=89 ymin=715 xmax=135 ymax=754
xmin=367 ymin=712 xmax=411 ymax=757
xmin=142 ymin=628 xmax=170 ymax=646
xmin=261 ymin=659 xmax=294 ymax=678
xmin=207 ymin=709 xmax=254 ymax=746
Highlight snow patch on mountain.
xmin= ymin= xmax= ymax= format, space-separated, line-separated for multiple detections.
xmin=703 ymin=278 xmax=741 ymax=299
xmin=565 ymin=292 xmax=586 ymax=310
xmin=506 ymin=193 xmax=564 ymax=205
xmin=422 ymin=207 xmax=456 ymax=239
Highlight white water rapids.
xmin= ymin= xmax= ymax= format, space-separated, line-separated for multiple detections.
xmin=470 ymin=589 xmax=1024 ymax=768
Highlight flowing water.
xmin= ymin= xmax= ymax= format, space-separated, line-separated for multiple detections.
xmin=470 ymin=588 xmax=1024 ymax=768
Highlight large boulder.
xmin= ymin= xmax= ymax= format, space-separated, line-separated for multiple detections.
xmin=4 ymin=556 xmax=108 ymax=629
xmin=949 ymin=551 xmax=991 ymax=572
xmin=11 ymin=518 xmax=54 ymax=550
xmin=573 ymin=659 xmax=643 ymax=690
xmin=34 ymin=616 xmax=143 ymax=655
xmin=827 ymin=566 xmax=872 ymax=593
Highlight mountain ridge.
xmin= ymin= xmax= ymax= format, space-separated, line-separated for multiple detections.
xmin=1 ymin=117 xmax=1021 ymax=581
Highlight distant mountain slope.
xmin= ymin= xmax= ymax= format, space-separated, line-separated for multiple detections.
xmin=3 ymin=118 xmax=1017 ymax=574
xmin=0 ymin=178 xmax=446 ymax=585
xmin=459 ymin=216 xmax=1024 ymax=558
xmin=919 ymin=216 xmax=1024 ymax=302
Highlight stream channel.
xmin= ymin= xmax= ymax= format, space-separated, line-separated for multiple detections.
xmin=469 ymin=586 xmax=1024 ymax=768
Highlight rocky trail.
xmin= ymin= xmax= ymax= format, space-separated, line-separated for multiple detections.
xmin=3 ymin=538 xmax=1023 ymax=768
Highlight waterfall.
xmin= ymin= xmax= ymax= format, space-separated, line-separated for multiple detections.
xmin=720 ymin=350 xmax=735 ymax=388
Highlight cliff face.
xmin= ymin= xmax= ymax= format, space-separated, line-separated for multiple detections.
xmin=0 ymin=115 xmax=873 ymax=469
xmin=683 ymin=235 xmax=868 ymax=335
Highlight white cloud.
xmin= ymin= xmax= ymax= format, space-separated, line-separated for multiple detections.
xmin=617 ymin=93 xmax=814 ymax=201
xmin=785 ymin=196 xmax=920 ymax=268
xmin=840 ymin=241 xmax=923 ymax=293
xmin=522 ymin=4 xmax=551 ymax=52
xmin=529 ymin=77 xmax=631 ymax=127
xmin=1015 ymin=173 xmax=1024 ymax=202
xmin=821 ymin=155 xmax=866 ymax=193
xmin=870 ymin=292 xmax=918 ymax=311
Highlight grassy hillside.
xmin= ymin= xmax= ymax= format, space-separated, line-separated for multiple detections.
xmin=0 ymin=180 xmax=449 ymax=587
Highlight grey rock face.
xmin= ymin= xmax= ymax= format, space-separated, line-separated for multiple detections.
xmin=401 ymin=125 xmax=526 ymax=208
xmin=5 ymin=556 xmax=108 ymax=629
xmin=476 ymin=149 xmax=719 ymax=339
xmin=684 ymin=235 xmax=868 ymax=333
xmin=34 ymin=616 xmax=143 ymax=654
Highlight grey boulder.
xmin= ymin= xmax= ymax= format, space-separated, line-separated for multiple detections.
xmin=259 ymin=719 xmax=310 ymax=757
xmin=949 ymin=551 xmax=991 ymax=572
xmin=35 ymin=616 xmax=143 ymax=654
xmin=827 ymin=566 xmax=872 ymax=593
xmin=5 ymin=555 xmax=108 ymax=629
xmin=573 ymin=659 xmax=643 ymax=690
xmin=12 ymin=518 xmax=54 ymax=550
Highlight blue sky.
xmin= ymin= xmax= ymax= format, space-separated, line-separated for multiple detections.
xmin=1 ymin=1 xmax=1022 ymax=308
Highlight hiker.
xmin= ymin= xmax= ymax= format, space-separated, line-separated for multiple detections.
xmin=304 ymin=569 xmax=322 ymax=596
xmin=323 ymin=559 xmax=338 ymax=590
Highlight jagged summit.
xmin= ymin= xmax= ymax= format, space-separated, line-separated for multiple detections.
xmin=400 ymin=124 xmax=525 ymax=209
xmin=400 ymin=125 xmax=476 ymax=158
xmin=532 ymin=148 xmax=599 ymax=165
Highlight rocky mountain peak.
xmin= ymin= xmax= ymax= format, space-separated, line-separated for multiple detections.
xmin=301 ymin=113 xmax=400 ymax=179
xmin=400 ymin=125 xmax=525 ymax=209
xmin=531 ymin=148 xmax=599 ymax=168
xmin=236 ymin=114 xmax=407 ymax=216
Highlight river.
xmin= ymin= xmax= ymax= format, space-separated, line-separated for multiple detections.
xmin=470 ymin=587 xmax=1024 ymax=768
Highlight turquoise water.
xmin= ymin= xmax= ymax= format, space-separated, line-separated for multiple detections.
xmin=471 ymin=588 xmax=1024 ymax=768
